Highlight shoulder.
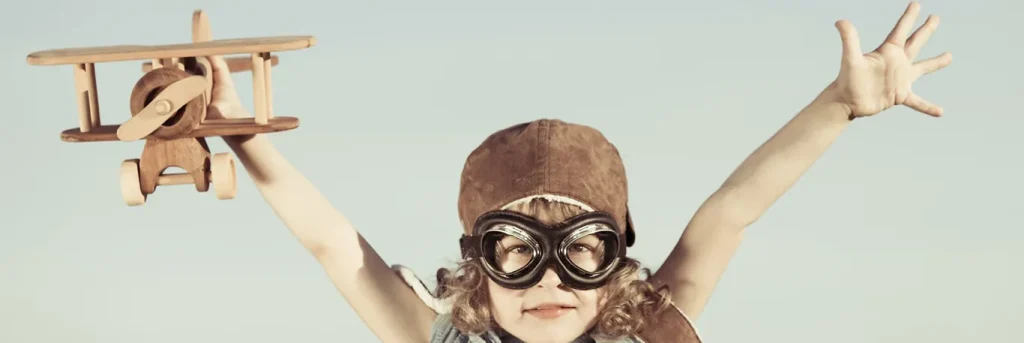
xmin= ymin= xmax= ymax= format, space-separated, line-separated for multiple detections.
xmin=391 ymin=265 xmax=496 ymax=342
xmin=430 ymin=312 xmax=467 ymax=342
xmin=391 ymin=264 xmax=453 ymax=313
xmin=633 ymin=301 xmax=704 ymax=343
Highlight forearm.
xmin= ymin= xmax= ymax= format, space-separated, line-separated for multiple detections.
xmin=222 ymin=134 xmax=354 ymax=255
xmin=703 ymin=84 xmax=853 ymax=228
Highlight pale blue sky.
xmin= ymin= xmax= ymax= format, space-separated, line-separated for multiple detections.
xmin=2 ymin=0 xmax=1020 ymax=342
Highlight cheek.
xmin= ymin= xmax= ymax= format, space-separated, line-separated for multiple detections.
xmin=576 ymin=289 xmax=604 ymax=312
xmin=572 ymin=287 xmax=610 ymax=324
xmin=487 ymin=279 xmax=523 ymax=319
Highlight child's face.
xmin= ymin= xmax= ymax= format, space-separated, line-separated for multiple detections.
xmin=487 ymin=266 xmax=606 ymax=342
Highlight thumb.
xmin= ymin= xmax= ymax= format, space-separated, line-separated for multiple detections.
xmin=835 ymin=20 xmax=862 ymax=61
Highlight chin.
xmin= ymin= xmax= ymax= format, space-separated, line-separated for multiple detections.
xmin=509 ymin=330 xmax=586 ymax=343
xmin=504 ymin=317 xmax=589 ymax=343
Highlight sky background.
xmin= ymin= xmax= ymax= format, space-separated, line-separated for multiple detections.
xmin=1 ymin=0 xmax=1020 ymax=342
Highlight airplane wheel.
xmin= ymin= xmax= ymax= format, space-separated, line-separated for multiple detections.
xmin=211 ymin=152 xmax=237 ymax=200
xmin=119 ymin=159 xmax=146 ymax=206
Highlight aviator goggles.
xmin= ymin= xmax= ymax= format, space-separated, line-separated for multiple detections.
xmin=459 ymin=210 xmax=628 ymax=290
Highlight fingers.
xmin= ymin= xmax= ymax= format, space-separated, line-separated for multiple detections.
xmin=914 ymin=52 xmax=953 ymax=76
xmin=835 ymin=20 xmax=863 ymax=60
xmin=884 ymin=1 xmax=921 ymax=47
xmin=903 ymin=92 xmax=943 ymax=117
xmin=206 ymin=55 xmax=235 ymax=87
xmin=905 ymin=14 xmax=940 ymax=60
xmin=208 ymin=54 xmax=228 ymax=74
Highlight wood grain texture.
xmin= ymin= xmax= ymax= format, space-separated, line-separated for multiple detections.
xmin=142 ymin=55 xmax=278 ymax=72
xmin=60 ymin=117 xmax=299 ymax=142
xmin=27 ymin=36 xmax=315 ymax=65
xmin=127 ymin=67 xmax=206 ymax=140
xmin=138 ymin=137 xmax=211 ymax=194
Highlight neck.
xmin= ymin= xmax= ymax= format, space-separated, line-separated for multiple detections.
xmin=495 ymin=328 xmax=595 ymax=343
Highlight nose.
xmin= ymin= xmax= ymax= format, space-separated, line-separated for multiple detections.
xmin=535 ymin=265 xmax=564 ymax=289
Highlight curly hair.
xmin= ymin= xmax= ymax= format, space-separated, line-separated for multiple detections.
xmin=433 ymin=197 xmax=673 ymax=340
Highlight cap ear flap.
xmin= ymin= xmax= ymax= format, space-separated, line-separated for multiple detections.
xmin=625 ymin=209 xmax=636 ymax=247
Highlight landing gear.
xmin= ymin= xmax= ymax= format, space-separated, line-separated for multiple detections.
xmin=118 ymin=146 xmax=237 ymax=206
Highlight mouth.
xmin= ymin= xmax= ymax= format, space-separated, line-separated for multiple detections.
xmin=523 ymin=303 xmax=576 ymax=319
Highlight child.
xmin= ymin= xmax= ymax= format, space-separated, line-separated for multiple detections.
xmin=204 ymin=2 xmax=950 ymax=342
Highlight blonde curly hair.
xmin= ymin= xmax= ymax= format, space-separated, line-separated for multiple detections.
xmin=433 ymin=197 xmax=672 ymax=340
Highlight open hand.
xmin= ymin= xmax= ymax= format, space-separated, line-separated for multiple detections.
xmin=831 ymin=1 xmax=952 ymax=119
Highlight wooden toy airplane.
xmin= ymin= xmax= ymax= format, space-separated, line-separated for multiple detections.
xmin=25 ymin=9 xmax=316 ymax=206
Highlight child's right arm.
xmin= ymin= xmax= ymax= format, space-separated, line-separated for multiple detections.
xmin=207 ymin=55 xmax=437 ymax=343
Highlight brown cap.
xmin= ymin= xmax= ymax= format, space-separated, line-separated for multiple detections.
xmin=457 ymin=119 xmax=635 ymax=246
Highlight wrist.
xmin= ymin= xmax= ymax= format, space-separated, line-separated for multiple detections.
xmin=810 ymin=82 xmax=855 ymax=125
xmin=222 ymin=134 xmax=285 ymax=184
xmin=224 ymin=133 xmax=270 ymax=153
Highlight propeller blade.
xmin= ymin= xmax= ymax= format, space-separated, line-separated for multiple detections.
xmin=116 ymin=75 xmax=206 ymax=141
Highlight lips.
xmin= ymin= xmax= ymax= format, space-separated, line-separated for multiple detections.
xmin=524 ymin=303 xmax=576 ymax=319
xmin=527 ymin=304 xmax=574 ymax=311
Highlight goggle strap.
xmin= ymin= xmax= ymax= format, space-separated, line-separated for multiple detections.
xmin=459 ymin=235 xmax=479 ymax=260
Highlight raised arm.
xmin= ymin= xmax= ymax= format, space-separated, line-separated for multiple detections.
xmin=650 ymin=1 xmax=952 ymax=319
xmin=205 ymin=55 xmax=436 ymax=342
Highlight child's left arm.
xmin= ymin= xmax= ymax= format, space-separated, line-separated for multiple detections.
xmin=649 ymin=1 xmax=952 ymax=320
